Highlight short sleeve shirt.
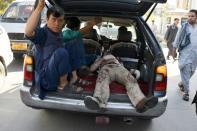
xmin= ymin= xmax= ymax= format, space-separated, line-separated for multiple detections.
xmin=62 ymin=28 xmax=82 ymax=43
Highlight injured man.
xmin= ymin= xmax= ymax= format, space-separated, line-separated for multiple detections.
xmin=84 ymin=54 xmax=158 ymax=113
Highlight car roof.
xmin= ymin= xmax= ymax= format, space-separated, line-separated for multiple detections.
xmin=47 ymin=0 xmax=167 ymax=17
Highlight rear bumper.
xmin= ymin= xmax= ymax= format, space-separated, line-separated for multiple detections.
xmin=20 ymin=85 xmax=167 ymax=117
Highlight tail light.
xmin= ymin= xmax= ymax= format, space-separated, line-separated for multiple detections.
xmin=23 ymin=55 xmax=34 ymax=87
xmin=154 ymin=64 xmax=167 ymax=97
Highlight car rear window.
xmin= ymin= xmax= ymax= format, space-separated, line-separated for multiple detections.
xmin=80 ymin=17 xmax=138 ymax=41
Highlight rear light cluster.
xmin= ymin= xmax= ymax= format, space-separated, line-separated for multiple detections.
xmin=23 ymin=55 xmax=34 ymax=87
xmin=154 ymin=64 xmax=167 ymax=97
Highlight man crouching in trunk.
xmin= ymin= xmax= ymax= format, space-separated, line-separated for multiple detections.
xmin=25 ymin=0 xmax=71 ymax=99
xmin=84 ymin=54 xmax=158 ymax=113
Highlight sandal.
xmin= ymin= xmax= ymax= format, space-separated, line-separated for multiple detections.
xmin=57 ymin=84 xmax=70 ymax=92
xmin=69 ymin=84 xmax=83 ymax=93
xmin=58 ymin=86 xmax=65 ymax=90
xmin=69 ymin=78 xmax=85 ymax=93
xmin=70 ymin=78 xmax=92 ymax=86
xmin=57 ymin=84 xmax=83 ymax=94
xmin=78 ymin=79 xmax=92 ymax=86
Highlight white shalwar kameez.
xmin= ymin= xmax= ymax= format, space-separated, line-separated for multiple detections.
xmin=173 ymin=23 xmax=197 ymax=94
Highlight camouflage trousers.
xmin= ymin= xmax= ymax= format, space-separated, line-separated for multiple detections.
xmin=93 ymin=64 xmax=145 ymax=107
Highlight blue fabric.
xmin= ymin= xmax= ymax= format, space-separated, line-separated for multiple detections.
xmin=42 ymin=48 xmax=69 ymax=91
xmin=26 ymin=25 xmax=69 ymax=99
xmin=177 ymin=23 xmax=191 ymax=52
xmin=27 ymin=26 xmax=47 ymax=71
xmin=85 ymin=54 xmax=98 ymax=66
xmin=64 ymin=38 xmax=86 ymax=71
xmin=180 ymin=63 xmax=195 ymax=94
xmin=62 ymin=29 xmax=98 ymax=69
xmin=37 ymin=48 xmax=69 ymax=99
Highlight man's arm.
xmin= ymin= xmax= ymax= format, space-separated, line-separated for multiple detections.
xmin=90 ymin=57 xmax=103 ymax=72
xmin=164 ymin=26 xmax=170 ymax=41
xmin=80 ymin=17 xmax=102 ymax=35
xmin=25 ymin=0 xmax=45 ymax=37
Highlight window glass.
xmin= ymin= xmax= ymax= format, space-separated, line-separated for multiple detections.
xmin=79 ymin=17 xmax=138 ymax=41
xmin=4 ymin=5 xmax=17 ymax=18
xmin=3 ymin=3 xmax=33 ymax=21
xmin=98 ymin=21 xmax=137 ymax=41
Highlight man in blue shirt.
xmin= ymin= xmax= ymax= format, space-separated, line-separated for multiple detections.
xmin=25 ymin=0 xmax=69 ymax=99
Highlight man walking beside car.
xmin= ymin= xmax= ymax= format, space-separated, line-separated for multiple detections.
xmin=172 ymin=9 xmax=197 ymax=101
xmin=164 ymin=18 xmax=179 ymax=60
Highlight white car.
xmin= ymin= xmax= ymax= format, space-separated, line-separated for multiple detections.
xmin=0 ymin=25 xmax=13 ymax=88
xmin=0 ymin=0 xmax=46 ymax=56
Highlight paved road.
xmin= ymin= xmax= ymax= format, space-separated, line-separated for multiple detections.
xmin=0 ymin=50 xmax=197 ymax=131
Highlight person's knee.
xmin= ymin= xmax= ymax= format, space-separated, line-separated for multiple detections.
xmin=55 ymin=48 xmax=69 ymax=58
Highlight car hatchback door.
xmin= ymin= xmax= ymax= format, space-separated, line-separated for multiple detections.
xmin=48 ymin=0 xmax=167 ymax=16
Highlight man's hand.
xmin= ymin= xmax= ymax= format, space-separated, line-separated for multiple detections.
xmin=25 ymin=0 xmax=45 ymax=37
xmin=37 ymin=0 xmax=45 ymax=10
xmin=80 ymin=17 xmax=102 ymax=35
xmin=130 ymin=69 xmax=140 ymax=80
xmin=172 ymin=47 xmax=177 ymax=61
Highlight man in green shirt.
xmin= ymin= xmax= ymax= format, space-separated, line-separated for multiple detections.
xmin=62 ymin=17 xmax=101 ymax=86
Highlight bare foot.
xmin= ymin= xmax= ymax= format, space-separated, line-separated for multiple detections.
xmin=58 ymin=86 xmax=65 ymax=90
xmin=59 ymin=74 xmax=68 ymax=90
xmin=70 ymin=71 xmax=78 ymax=84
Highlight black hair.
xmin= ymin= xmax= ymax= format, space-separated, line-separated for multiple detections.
xmin=189 ymin=9 xmax=197 ymax=16
xmin=47 ymin=7 xmax=64 ymax=18
xmin=174 ymin=18 xmax=179 ymax=21
xmin=66 ymin=17 xmax=81 ymax=30
xmin=118 ymin=26 xmax=127 ymax=32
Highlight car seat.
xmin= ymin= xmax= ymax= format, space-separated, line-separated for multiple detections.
xmin=83 ymin=29 xmax=102 ymax=55
xmin=83 ymin=29 xmax=102 ymax=66
xmin=117 ymin=30 xmax=132 ymax=42
xmin=110 ymin=31 xmax=139 ymax=69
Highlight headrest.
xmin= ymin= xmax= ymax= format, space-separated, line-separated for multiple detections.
xmin=83 ymin=29 xmax=98 ymax=41
xmin=117 ymin=31 xmax=132 ymax=42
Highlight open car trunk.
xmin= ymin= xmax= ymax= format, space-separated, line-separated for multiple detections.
xmin=29 ymin=15 xmax=158 ymax=103
xmin=21 ymin=0 xmax=167 ymax=117
xmin=24 ymin=0 xmax=168 ymax=104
